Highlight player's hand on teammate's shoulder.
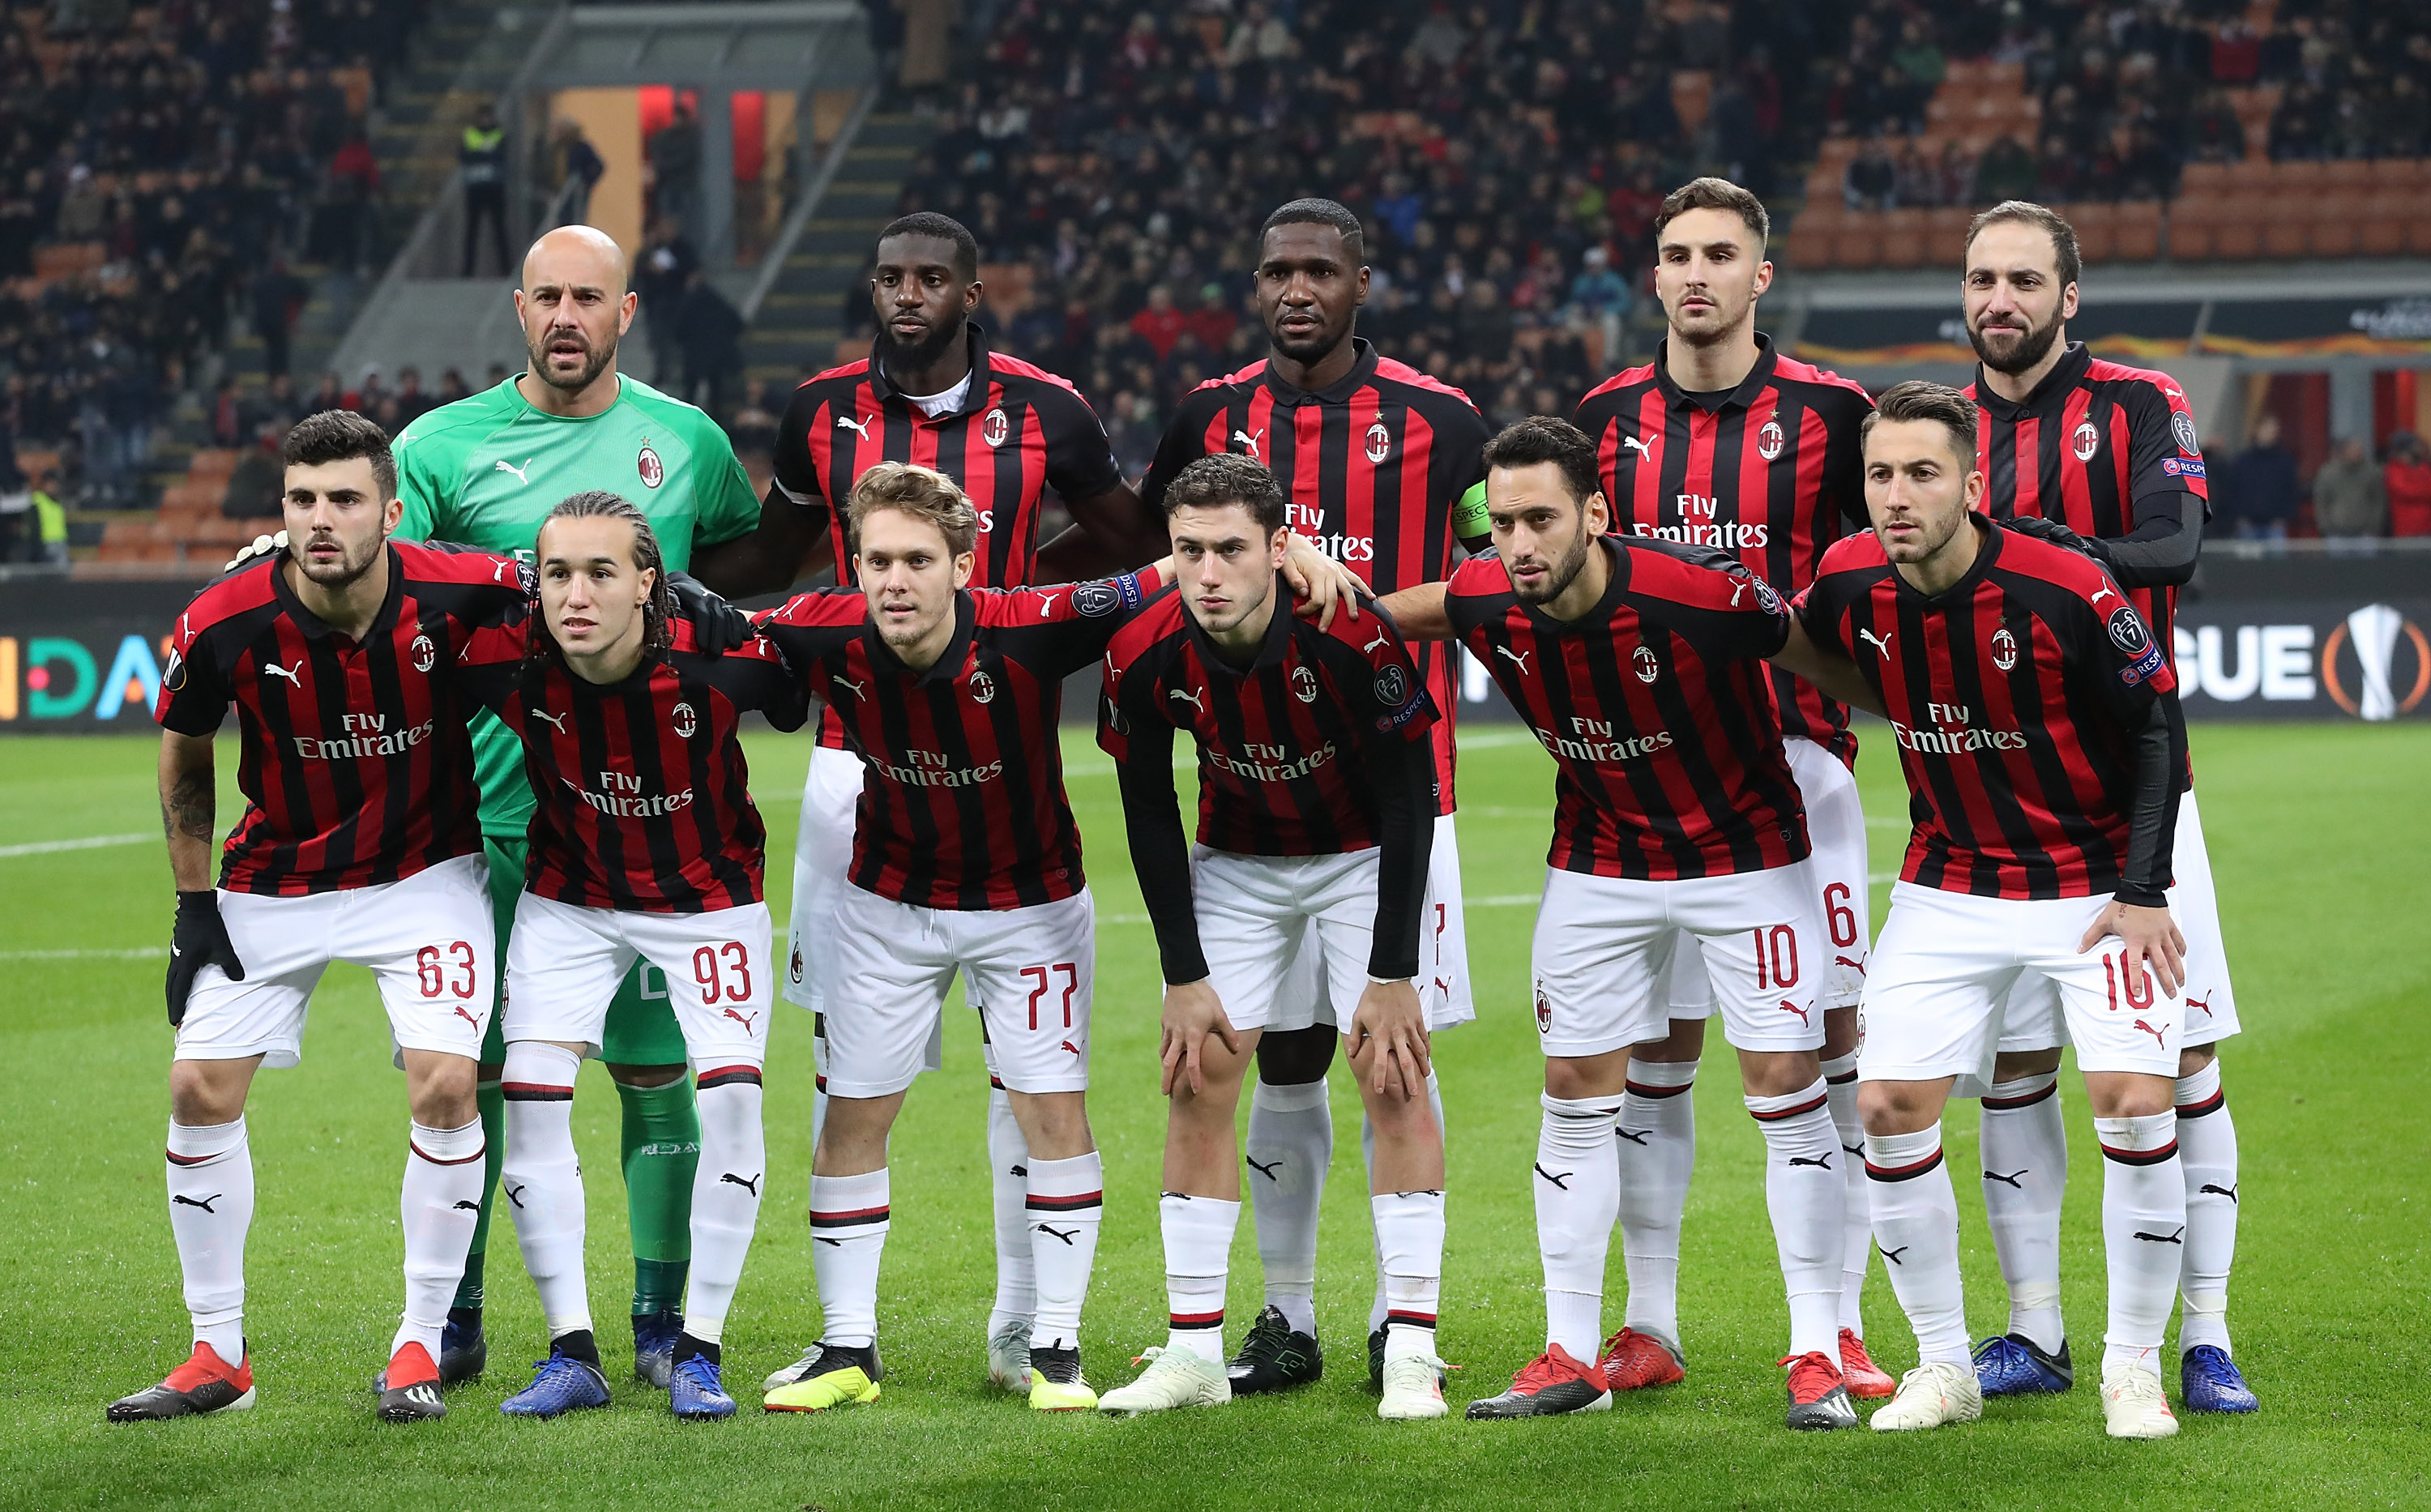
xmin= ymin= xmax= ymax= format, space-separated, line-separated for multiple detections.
xmin=2079 ymin=898 xmax=2187 ymax=1000
xmin=665 ymin=573 xmax=754 ymax=656
xmin=1159 ymin=979 xmax=1240 ymax=1097
xmin=221 ymin=530 xmax=287 ymax=574
xmin=2001 ymin=512 xmax=2111 ymax=566
xmin=1347 ymin=979 xmax=1431 ymax=1099
xmin=1280 ymin=530 xmax=1368 ymax=629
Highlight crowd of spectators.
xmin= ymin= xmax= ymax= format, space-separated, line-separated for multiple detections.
xmin=888 ymin=0 xmax=1884 ymax=465
xmin=0 ymin=0 xmax=427 ymax=508
xmin=1837 ymin=2 xmax=2431 ymax=211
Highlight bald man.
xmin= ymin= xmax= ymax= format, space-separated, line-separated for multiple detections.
xmin=383 ymin=224 xmax=767 ymax=1399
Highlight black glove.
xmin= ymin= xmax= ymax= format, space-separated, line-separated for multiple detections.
xmin=166 ymin=890 xmax=244 ymax=1027
xmin=666 ymin=573 xmax=754 ymax=656
xmin=2000 ymin=512 xmax=2113 ymax=566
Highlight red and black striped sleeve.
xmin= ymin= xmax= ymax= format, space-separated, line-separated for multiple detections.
xmin=1621 ymin=538 xmax=1794 ymax=664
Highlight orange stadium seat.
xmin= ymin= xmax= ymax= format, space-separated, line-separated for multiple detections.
xmin=1876 ymin=208 xmax=1928 ymax=268
xmin=2210 ymin=196 xmax=2267 ymax=260
xmin=2180 ymin=161 xmax=2233 ymax=198
xmin=1788 ymin=207 xmax=1839 ymax=269
xmin=2069 ymin=203 xmax=2117 ymax=264
xmin=2166 ymin=196 xmax=2226 ymax=260
xmin=1925 ymin=206 xmax=1972 ymax=266
xmin=2311 ymin=192 xmax=2369 ymax=258
xmin=2358 ymin=190 xmax=2411 ymax=255
xmin=2113 ymin=201 xmax=2163 ymax=261
xmin=1831 ymin=216 xmax=1880 ymax=270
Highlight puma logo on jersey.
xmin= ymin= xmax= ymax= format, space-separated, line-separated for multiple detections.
xmin=723 ymin=1006 xmax=760 ymax=1033
xmin=1231 ymin=427 xmax=1264 ymax=459
xmin=262 ymin=659 xmax=305 ymax=686
xmin=1622 ymin=434 xmax=1652 ymax=455
xmin=1494 ymin=644 xmax=1532 ymax=673
xmin=529 ymin=709 xmax=569 ymax=733
xmin=2092 ymin=587 xmax=2117 ymax=605
xmin=1731 ymin=580 xmax=1747 ymax=605
xmin=1858 ymin=629 xmax=1894 ymax=659
xmin=1363 ymin=627 xmax=1391 ymax=654
xmin=831 ymin=676 xmax=866 ymax=698
xmin=1778 ymin=999 xmax=1810 ymax=1026
xmin=1168 ymin=687 xmax=1206 ymax=711
xmin=835 ymin=416 xmax=873 ymax=438
xmin=493 ymin=458 xmax=536 ymax=485
xmin=1835 ymin=955 xmax=1867 ymax=974
xmin=2134 ymin=1018 xmax=2168 ymax=1049
xmin=2186 ymin=993 xmax=2212 ymax=1018
xmin=453 ymin=1006 xmax=480 ymax=1027
xmin=1059 ymin=1040 xmax=1082 ymax=1056
xmin=1037 ymin=592 xmax=1061 ymax=617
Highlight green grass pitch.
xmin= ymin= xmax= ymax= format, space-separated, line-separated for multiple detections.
xmin=0 ymin=723 xmax=2424 ymax=1510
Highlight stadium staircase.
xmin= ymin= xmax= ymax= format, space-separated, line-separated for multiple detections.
xmin=741 ymin=113 xmax=937 ymax=389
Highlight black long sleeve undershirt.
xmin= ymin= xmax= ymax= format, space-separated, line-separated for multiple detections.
xmin=2091 ymin=491 xmax=2202 ymax=590
xmin=2113 ymin=694 xmax=2186 ymax=908
xmin=1362 ymin=731 xmax=1435 ymax=982
xmin=1113 ymin=716 xmax=1207 ymax=985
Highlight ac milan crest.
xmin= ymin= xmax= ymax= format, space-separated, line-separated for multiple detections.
xmin=1756 ymin=419 xmax=1785 ymax=461
xmin=2071 ymin=421 xmax=2100 ymax=463
xmin=670 ymin=700 xmax=697 ymax=738
xmin=638 ymin=444 xmax=665 ymax=489
xmin=1991 ymin=626 xmax=2019 ymax=671
xmin=969 ymin=668 xmax=997 ymax=704
xmin=1633 ymin=644 xmax=1660 ymax=684
xmin=1291 ymin=664 xmax=1318 ymax=703
xmin=1365 ymin=420 xmax=1391 ymax=463
xmin=411 ymin=633 xmax=436 ymax=673
xmin=983 ymin=407 xmax=1010 ymax=448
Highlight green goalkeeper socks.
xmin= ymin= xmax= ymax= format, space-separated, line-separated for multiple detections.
xmin=617 ymin=1077 xmax=699 ymax=1314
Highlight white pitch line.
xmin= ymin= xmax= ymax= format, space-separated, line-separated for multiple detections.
xmin=0 ymin=832 xmax=155 ymax=859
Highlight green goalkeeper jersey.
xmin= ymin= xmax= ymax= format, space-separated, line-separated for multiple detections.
xmin=393 ymin=373 xmax=762 ymax=837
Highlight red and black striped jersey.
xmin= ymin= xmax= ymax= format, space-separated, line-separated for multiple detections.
xmin=1800 ymin=519 xmax=2178 ymax=902
xmin=152 ymin=540 xmax=529 ymax=896
xmin=1573 ymin=335 xmax=1875 ymax=767
xmin=1444 ymin=536 xmax=1809 ymax=882
xmin=1097 ymin=577 xmax=1436 ymax=856
xmin=1143 ymin=338 xmax=1490 ymax=814
xmin=453 ymin=619 xmax=807 ymax=914
xmin=1965 ymin=342 xmax=2207 ymax=663
xmin=754 ymin=567 xmax=1165 ymax=911
xmin=771 ymin=322 xmax=1123 ymax=753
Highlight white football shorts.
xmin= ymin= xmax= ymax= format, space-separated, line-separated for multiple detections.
xmin=1993 ymin=789 xmax=2238 ymax=1057
xmin=175 ymin=852 xmax=494 ymax=1069
xmin=503 ymin=891 xmax=771 ymax=1071
xmin=1261 ymin=813 xmax=1473 ymax=1036
xmin=1862 ymin=882 xmax=2183 ymax=1086
xmin=786 ymin=742 xmax=946 ymax=1077
xmin=1658 ymin=737 xmax=1870 ymax=1021
xmin=1532 ymin=860 xmax=1826 ymax=1059
xmin=819 ymin=883 xmax=1094 ymax=1099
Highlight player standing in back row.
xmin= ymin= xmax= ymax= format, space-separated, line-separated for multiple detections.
xmin=754 ymin=213 xmax=1169 ymax=1399
xmin=1142 ymin=196 xmax=1492 ymax=1395
xmin=1570 ymin=177 xmax=1891 ymax=1401
xmin=1954 ymin=202 xmax=2254 ymax=1416
xmin=383 ymin=225 xmax=771 ymax=1390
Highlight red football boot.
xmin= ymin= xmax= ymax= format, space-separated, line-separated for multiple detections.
xmin=1839 ymin=1327 xmax=1897 ymax=1399
xmin=108 ymin=1342 xmax=255 ymax=1421
xmin=1596 ymin=1326 xmax=1685 ymax=1392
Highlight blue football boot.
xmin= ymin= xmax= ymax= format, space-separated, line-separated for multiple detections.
xmin=633 ymin=1308 xmax=684 ymax=1389
xmin=2181 ymin=1345 xmax=2258 ymax=1412
xmin=500 ymin=1350 xmax=611 ymax=1418
xmin=1972 ymin=1333 xmax=2074 ymax=1395
xmin=670 ymin=1352 xmax=737 ymax=1420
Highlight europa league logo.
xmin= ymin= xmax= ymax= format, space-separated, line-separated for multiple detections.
xmin=2322 ymin=603 xmax=2430 ymax=721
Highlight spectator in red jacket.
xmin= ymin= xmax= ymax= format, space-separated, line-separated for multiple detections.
xmin=1183 ymin=282 xmax=1237 ymax=354
xmin=2386 ymin=431 xmax=2431 ymax=537
xmin=1129 ymin=284 xmax=1188 ymax=362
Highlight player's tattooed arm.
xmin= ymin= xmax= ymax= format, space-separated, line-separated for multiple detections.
xmin=158 ymin=732 xmax=218 ymax=892
xmin=1770 ymin=616 xmax=1888 ymax=719
xmin=1372 ymin=583 xmax=1452 ymax=641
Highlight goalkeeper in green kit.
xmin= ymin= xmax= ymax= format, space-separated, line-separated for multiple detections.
xmin=387 ymin=225 xmax=785 ymax=1388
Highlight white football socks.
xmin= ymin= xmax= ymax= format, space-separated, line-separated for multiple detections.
xmin=1748 ymin=1078 xmax=1845 ymax=1360
xmin=1865 ymin=1123 xmax=1968 ymax=1367
xmin=1372 ymin=1189 xmax=1445 ymax=1363
xmin=684 ymin=1070 xmax=767 ymax=1345
xmin=2174 ymin=1061 xmax=2237 ymax=1357
xmin=1980 ymin=1070 xmax=2068 ymax=1352
xmin=809 ymin=1168 xmax=890 ymax=1348
xmin=1821 ymin=1050 xmax=1871 ymax=1335
xmin=1361 ymin=1070 xmax=1446 ymax=1335
xmin=2096 ymin=1112 xmax=2186 ymax=1380
xmin=1615 ymin=1058 xmax=1696 ymax=1349
xmin=166 ymin=1117 xmax=251 ymax=1363
xmin=1026 ymin=1151 xmax=1104 ymax=1352
xmin=1245 ymin=1078 xmax=1329 ymax=1337
xmin=1536 ymin=1092 xmax=1621 ymax=1359
xmin=1161 ymin=1192 xmax=1239 ymax=1361
xmin=985 ymin=1073 xmax=1038 ymax=1339
xmin=394 ymin=1117 xmax=484 ymax=1360
xmin=500 ymin=1042 xmax=591 ymax=1338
